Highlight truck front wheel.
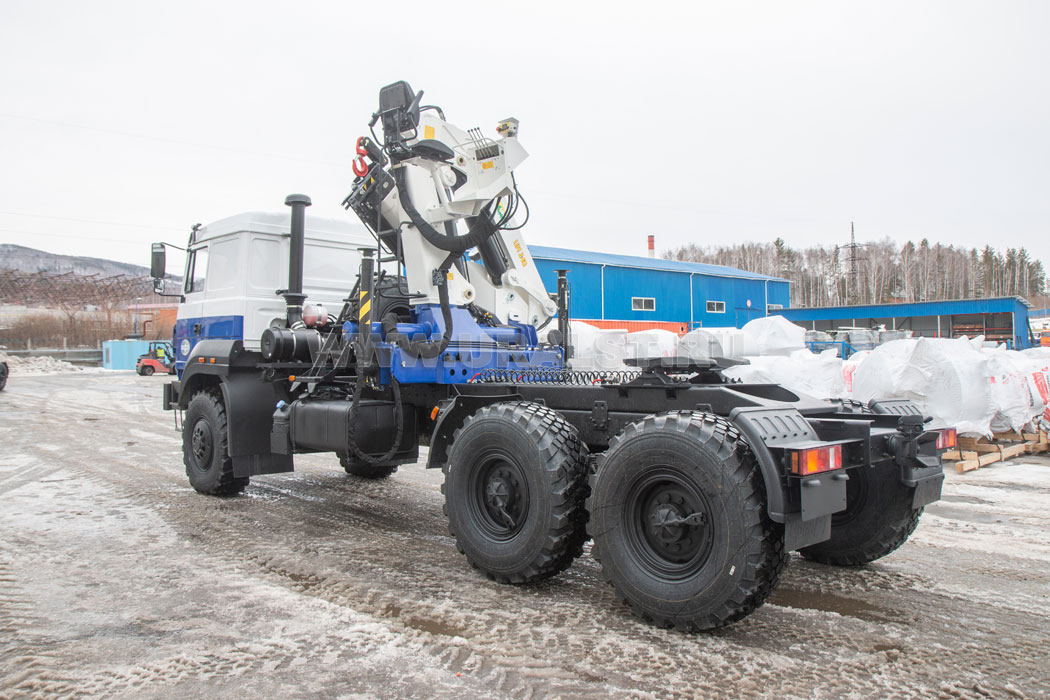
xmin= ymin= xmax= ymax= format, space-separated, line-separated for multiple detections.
xmin=588 ymin=411 xmax=787 ymax=631
xmin=443 ymin=402 xmax=589 ymax=584
xmin=799 ymin=462 xmax=921 ymax=566
xmin=183 ymin=389 xmax=248 ymax=496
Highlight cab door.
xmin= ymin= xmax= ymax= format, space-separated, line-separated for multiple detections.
xmin=173 ymin=245 xmax=208 ymax=374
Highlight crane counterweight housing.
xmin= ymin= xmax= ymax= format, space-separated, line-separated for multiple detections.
xmin=151 ymin=80 xmax=948 ymax=631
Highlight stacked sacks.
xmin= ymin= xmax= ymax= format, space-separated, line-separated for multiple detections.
xmin=723 ymin=348 xmax=846 ymax=399
xmin=851 ymin=337 xmax=992 ymax=436
xmin=679 ymin=327 xmax=747 ymax=361
xmin=625 ymin=329 xmax=679 ymax=360
xmin=982 ymin=346 xmax=1050 ymax=431
xmin=566 ymin=321 xmax=629 ymax=371
xmin=740 ymin=315 xmax=806 ymax=356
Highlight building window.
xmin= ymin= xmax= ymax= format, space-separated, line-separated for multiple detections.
xmin=767 ymin=304 xmax=783 ymax=312
xmin=632 ymin=297 xmax=655 ymax=311
xmin=706 ymin=300 xmax=726 ymax=313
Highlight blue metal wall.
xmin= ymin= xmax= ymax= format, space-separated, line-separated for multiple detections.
xmin=102 ymin=340 xmax=153 ymax=370
xmin=774 ymin=297 xmax=1032 ymax=349
xmin=533 ymin=256 xmax=791 ymax=329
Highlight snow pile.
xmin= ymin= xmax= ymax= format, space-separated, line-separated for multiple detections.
xmin=740 ymin=315 xmax=806 ymax=356
xmin=0 ymin=352 xmax=82 ymax=375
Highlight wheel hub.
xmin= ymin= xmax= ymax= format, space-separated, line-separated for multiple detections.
xmin=191 ymin=421 xmax=212 ymax=466
xmin=473 ymin=460 xmax=528 ymax=538
xmin=625 ymin=474 xmax=715 ymax=578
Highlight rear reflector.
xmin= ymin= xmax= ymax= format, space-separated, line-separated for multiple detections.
xmin=936 ymin=428 xmax=958 ymax=450
xmin=789 ymin=444 xmax=843 ymax=475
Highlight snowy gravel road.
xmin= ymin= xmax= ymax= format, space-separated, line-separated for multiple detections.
xmin=1 ymin=373 xmax=1049 ymax=699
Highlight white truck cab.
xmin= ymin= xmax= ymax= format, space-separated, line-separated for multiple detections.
xmin=172 ymin=211 xmax=374 ymax=372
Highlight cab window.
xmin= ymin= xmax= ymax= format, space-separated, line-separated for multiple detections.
xmin=185 ymin=247 xmax=209 ymax=293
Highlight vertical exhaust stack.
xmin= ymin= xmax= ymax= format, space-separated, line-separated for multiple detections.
xmin=284 ymin=194 xmax=312 ymax=326
xmin=648 ymin=235 xmax=655 ymax=258
xmin=555 ymin=269 xmax=572 ymax=360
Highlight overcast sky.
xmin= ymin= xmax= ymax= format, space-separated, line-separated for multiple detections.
xmin=1 ymin=1 xmax=1047 ymax=273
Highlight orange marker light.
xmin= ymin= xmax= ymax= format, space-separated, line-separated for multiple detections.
xmin=198 ymin=357 xmax=204 ymax=363
xmin=790 ymin=445 xmax=843 ymax=475
xmin=431 ymin=406 xmax=440 ymax=421
xmin=209 ymin=357 xmax=216 ymax=364
xmin=288 ymin=375 xmax=296 ymax=382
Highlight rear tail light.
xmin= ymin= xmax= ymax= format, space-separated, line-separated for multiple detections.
xmin=789 ymin=444 xmax=843 ymax=475
xmin=936 ymin=428 xmax=957 ymax=450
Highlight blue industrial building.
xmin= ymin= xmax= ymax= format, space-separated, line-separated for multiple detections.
xmin=531 ymin=246 xmax=790 ymax=332
xmin=773 ymin=297 xmax=1035 ymax=349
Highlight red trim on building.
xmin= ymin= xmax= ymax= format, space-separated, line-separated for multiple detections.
xmin=578 ymin=319 xmax=690 ymax=335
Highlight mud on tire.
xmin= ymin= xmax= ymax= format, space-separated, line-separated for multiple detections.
xmin=442 ymin=401 xmax=590 ymax=584
xmin=588 ymin=411 xmax=787 ymax=631
xmin=184 ymin=389 xmax=249 ymax=496
xmin=799 ymin=461 xmax=921 ymax=566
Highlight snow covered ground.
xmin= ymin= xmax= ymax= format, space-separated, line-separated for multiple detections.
xmin=1 ymin=373 xmax=1048 ymax=699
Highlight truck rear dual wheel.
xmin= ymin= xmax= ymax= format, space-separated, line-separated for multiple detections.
xmin=443 ymin=401 xmax=590 ymax=584
xmin=588 ymin=411 xmax=787 ymax=631
xmin=183 ymin=389 xmax=249 ymax=496
xmin=799 ymin=462 xmax=921 ymax=566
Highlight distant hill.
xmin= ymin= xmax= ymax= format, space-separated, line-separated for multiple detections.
xmin=0 ymin=244 xmax=151 ymax=278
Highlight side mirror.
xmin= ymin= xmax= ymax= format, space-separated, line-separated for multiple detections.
xmin=150 ymin=243 xmax=166 ymax=279
xmin=153 ymin=278 xmax=165 ymax=294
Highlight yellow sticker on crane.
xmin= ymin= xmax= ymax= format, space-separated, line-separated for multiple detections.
xmin=424 ymin=125 xmax=435 ymax=140
xmin=481 ymin=160 xmax=494 ymax=170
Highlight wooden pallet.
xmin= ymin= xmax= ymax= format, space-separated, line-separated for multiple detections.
xmin=943 ymin=429 xmax=1049 ymax=473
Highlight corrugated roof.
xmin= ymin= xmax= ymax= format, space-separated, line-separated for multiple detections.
xmin=529 ymin=245 xmax=787 ymax=282
xmin=773 ymin=296 xmax=1031 ymax=321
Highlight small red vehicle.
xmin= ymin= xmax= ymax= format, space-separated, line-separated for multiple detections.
xmin=136 ymin=342 xmax=175 ymax=376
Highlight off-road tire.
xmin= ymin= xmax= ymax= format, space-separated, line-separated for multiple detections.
xmin=442 ymin=401 xmax=590 ymax=584
xmin=142 ymin=365 xmax=155 ymax=376
xmin=183 ymin=389 xmax=248 ymax=496
xmin=588 ymin=411 xmax=787 ymax=631
xmin=340 ymin=455 xmax=398 ymax=479
xmin=799 ymin=461 xmax=921 ymax=566
xmin=0 ymin=362 xmax=7 ymax=391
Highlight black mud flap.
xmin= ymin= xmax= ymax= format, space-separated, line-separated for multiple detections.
xmin=233 ymin=452 xmax=293 ymax=478
xmin=784 ymin=513 xmax=832 ymax=551
xmin=222 ymin=376 xmax=295 ymax=478
xmin=908 ymin=465 xmax=944 ymax=509
xmin=799 ymin=471 xmax=848 ymax=521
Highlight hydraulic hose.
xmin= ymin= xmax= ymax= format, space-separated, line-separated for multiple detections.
xmin=392 ymin=167 xmax=498 ymax=253
xmin=381 ymin=252 xmax=456 ymax=359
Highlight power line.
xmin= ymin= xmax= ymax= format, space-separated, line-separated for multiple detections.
xmin=0 ymin=112 xmax=354 ymax=170
xmin=0 ymin=211 xmax=184 ymax=232
xmin=0 ymin=227 xmax=150 ymax=245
